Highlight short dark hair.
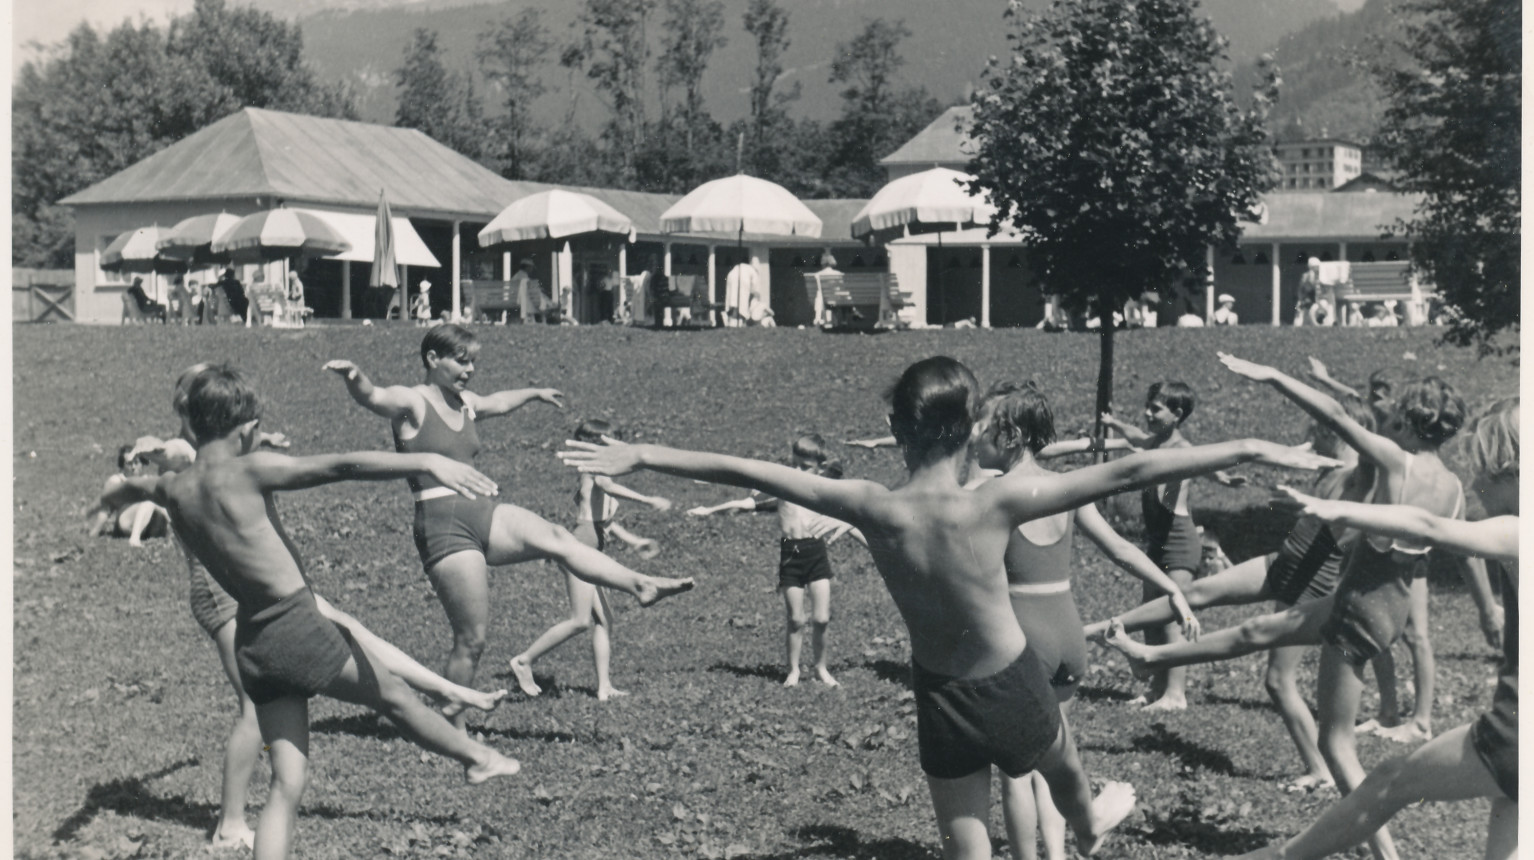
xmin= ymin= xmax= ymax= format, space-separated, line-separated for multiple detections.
xmin=420 ymin=324 xmax=479 ymax=368
xmin=1394 ymin=377 xmax=1465 ymax=448
xmin=172 ymin=362 xmax=213 ymax=416
xmin=117 ymin=444 xmax=138 ymax=470
xmin=792 ymin=433 xmax=842 ymax=477
xmin=886 ymin=357 xmax=978 ymax=462
xmin=1147 ymin=380 xmax=1195 ymax=423
xmin=185 ymin=364 xmax=261 ymax=444
xmin=575 ymin=418 xmax=616 ymax=443
xmin=980 ymin=381 xmax=1056 ymax=461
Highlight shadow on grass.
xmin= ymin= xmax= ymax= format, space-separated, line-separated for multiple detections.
xmin=739 ymin=823 xmax=937 ymax=860
xmin=708 ymin=662 xmax=786 ymax=682
xmin=1202 ymin=691 xmax=1279 ymax=714
xmin=313 ymin=713 xmax=401 ymax=741
xmin=1074 ymin=684 xmax=1138 ymax=703
xmin=1130 ymin=724 xmax=1249 ymax=778
xmin=854 ymin=659 xmax=910 ymax=688
xmin=1137 ymin=814 xmax=1278 ymax=856
xmin=54 ymin=759 xmax=205 ymax=842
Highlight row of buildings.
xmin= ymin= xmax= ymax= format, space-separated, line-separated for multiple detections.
xmin=59 ymin=105 xmax=1417 ymax=327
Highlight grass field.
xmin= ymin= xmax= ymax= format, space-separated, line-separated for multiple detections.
xmin=12 ymin=323 xmax=1517 ymax=860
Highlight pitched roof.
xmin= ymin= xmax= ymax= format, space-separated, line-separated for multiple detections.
xmin=61 ymin=108 xmax=520 ymax=220
xmin=1241 ymin=191 xmax=1423 ymax=240
xmin=879 ymin=106 xmax=977 ymax=166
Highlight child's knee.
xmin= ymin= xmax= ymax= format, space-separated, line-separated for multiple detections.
xmin=1263 ymin=664 xmax=1293 ymax=700
xmin=784 ymin=612 xmax=808 ymax=632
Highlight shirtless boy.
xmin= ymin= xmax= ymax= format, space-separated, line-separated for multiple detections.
xmin=561 ymin=356 xmax=1336 ymax=859
xmin=101 ymin=365 xmax=520 ymax=860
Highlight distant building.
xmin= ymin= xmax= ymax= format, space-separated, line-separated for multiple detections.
xmin=1334 ymin=171 xmax=1400 ymax=194
xmin=1271 ymin=138 xmax=1364 ymax=191
xmin=877 ymin=105 xmax=975 ymax=179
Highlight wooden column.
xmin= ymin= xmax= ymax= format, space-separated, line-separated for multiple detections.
xmin=1205 ymin=245 xmax=1215 ymax=322
xmin=451 ymin=220 xmax=462 ymax=320
xmin=340 ymin=261 xmax=351 ymax=319
xmin=1270 ymin=242 xmax=1282 ymax=326
xmin=979 ymin=245 xmax=991 ymax=328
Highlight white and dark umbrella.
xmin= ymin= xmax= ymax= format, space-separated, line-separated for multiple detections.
xmin=479 ymin=190 xmax=634 ymax=246
xmin=660 ymin=174 xmax=821 ymax=238
xmin=156 ymin=212 xmax=241 ymax=265
xmin=101 ymin=225 xmax=186 ymax=273
xmin=212 ymin=208 xmax=351 ymax=263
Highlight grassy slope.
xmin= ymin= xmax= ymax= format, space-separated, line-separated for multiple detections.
xmin=13 ymin=324 xmax=1513 ymax=859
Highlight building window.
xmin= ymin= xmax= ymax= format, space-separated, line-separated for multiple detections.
xmin=1254 ymin=251 xmax=1270 ymax=264
xmin=96 ymin=236 xmax=132 ymax=285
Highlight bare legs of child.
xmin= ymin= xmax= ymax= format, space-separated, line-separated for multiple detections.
xmin=782 ymin=579 xmax=836 ymax=687
xmin=929 ymin=720 xmax=1135 ymax=860
xmin=428 ymin=503 xmax=693 ymax=725
xmin=252 ymin=640 xmax=519 ymax=860
xmin=1001 ymin=701 xmax=1073 ymax=860
xmin=509 ymin=573 xmax=627 ymax=700
xmin=1139 ymin=568 xmax=1195 ymax=711
xmin=1374 ymin=578 xmax=1434 ymax=743
xmin=209 ymin=620 xmax=260 ymax=850
xmin=1314 ymin=645 xmax=1400 ymax=860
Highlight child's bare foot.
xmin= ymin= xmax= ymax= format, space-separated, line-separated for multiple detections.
xmin=635 ymin=539 xmax=661 ymax=560
xmin=465 ymin=749 xmax=521 ymax=784
xmin=440 ymin=684 xmax=508 ymax=716
xmin=783 ymin=668 xmax=801 ymax=687
xmin=1141 ymin=694 xmax=1187 ymax=713
xmin=1077 ymin=780 xmax=1136 ymax=856
xmin=208 ymin=823 xmax=254 ymax=851
xmin=509 ymin=656 xmax=542 ymax=697
xmin=1281 ymin=772 xmax=1335 ymax=793
xmin=636 ymin=576 xmax=695 ymax=606
xmin=1375 ymin=722 xmax=1431 ymax=744
xmin=597 ymin=685 xmax=629 ymax=701
xmin=815 ymin=667 xmax=839 ymax=687
xmin=1103 ymin=620 xmax=1155 ymax=682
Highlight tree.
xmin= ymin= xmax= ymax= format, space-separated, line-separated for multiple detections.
xmin=563 ymin=0 xmax=657 ymax=185
xmin=824 ymin=19 xmax=943 ymax=197
xmin=657 ymin=0 xmax=727 ymax=160
xmin=395 ymin=29 xmax=490 ymax=163
xmin=12 ymin=0 xmax=353 ymax=267
xmin=742 ymin=0 xmax=799 ymax=176
xmin=1374 ymin=0 xmax=1519 ymax=353
xmin=477 ymin=9 xmax=553 ymax=180
xmin=967 ymin=0 xmax=1280 ymax=436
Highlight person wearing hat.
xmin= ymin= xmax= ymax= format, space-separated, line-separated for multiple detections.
xmin=412 ymin=279 xmax=434 ymax=327
xmin=1213 ymin=293 xmax=1239 ymax=326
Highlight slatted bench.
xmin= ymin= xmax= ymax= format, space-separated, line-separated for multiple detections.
xmin=461 ymin=278 xmax=555 ymax=323
xmin=1333 ymin=262 xmax=1435 ymax=325
xmin=806 ymin=272 xmax=912 ymax=331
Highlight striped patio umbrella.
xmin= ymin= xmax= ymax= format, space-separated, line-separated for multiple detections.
xmin=660 ymin=174 xmax=821 ymax=238
xmin=478 ymin=190 xmax=634 ymax=246
xmin=156 ymin=212 xmax=241 ymax=264
xmin=212 ymin=208 xmax=351 ymax=263
xmin=101 ymin=225 xmax=185 ymax=273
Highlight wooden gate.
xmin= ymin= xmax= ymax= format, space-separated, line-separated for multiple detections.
xmin=11 ymin=269 xmax=75 ymax=322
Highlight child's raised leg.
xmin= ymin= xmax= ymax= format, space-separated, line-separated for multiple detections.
xmin=211 ymin=620 xmax=260 ymax=850
xmin=808 ymin=578 xmax=837 ymax=687
xmin=1263 ymin=636 xmax=1333 ymax=791
xmin=781 ymin=586 xmax=807 ymax=686
xmin=1142 ymin=569 xmax=1195 ymax=711
xmin=251 ymin=697 xmax=309 ymax=860
xmin=1031 ymin=719 xmax=1136 ymax=856
xmin=322 ymin=637 xmax=520 ymax=784
xmin=1087 ymin=555 xmax=1270 ymax=639
xmin=1315 ymin=644 xmax=1399 ymax=860
xmin=1104 ymin=597 xmax=1329 ymax=677
xmin=485 ymin=504 xmax=693 ymax=605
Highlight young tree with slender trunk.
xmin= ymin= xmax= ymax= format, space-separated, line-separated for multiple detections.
xmin=477 ymin=9 xmax=553 ymax=180
xmin=563 ymin=0 xmax=657 ymax=185
xmin=742 ymin=0 xmax=798 ymax=177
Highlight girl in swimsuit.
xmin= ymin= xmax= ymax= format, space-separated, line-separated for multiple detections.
xmin=326 ymin=325 xmax=693 ymax=725
xmin=509 ymin=419 xmax=672 ymax=701
xmin=1085 ymin=395 xmax=1378 ymax=792
xmin=969 ymin=382 xmax=1200 ymax=860
xmin=1235 ymin=398 xmax=1517 ymax=860
xmin=1102 ymin=358 xmax=1491 ymax=860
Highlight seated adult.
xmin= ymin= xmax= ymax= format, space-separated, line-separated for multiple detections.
xmin=216 ymin=269 xmax=248 ymax=323
xmin=88 ymin=444 xmax=170 ymax=547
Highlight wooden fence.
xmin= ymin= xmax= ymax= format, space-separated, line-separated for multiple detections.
xmin=12 ymin=268 xmax=75 ymax=323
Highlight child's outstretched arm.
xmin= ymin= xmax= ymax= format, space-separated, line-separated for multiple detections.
xmin=324 ymin=360 xmax=423 ymax=420
xmin=686 ymin=497 xmax=759 ymax=516
xmin=1100 ymin=412 xmax=1155 ymax=445
xmin=593 ymin=476 xmax=671 ymax=511
xmin=242 ymin=450 xmax=499 ymax=499
xmin=987 ymin=439 xmax=1339 ymax=526
xmin=1219 ymin=353 xmax=1406 ymax=472
xmin=560 ymin=438 xmax=879 ymax=527
xmin=1306 ymin=356 xmax=1362 ymax=399
xmin=1036 ymin=437 xmax=1132 ymax=459
xmin=845 ymin=435 xmax=896 ymax=449
xmin=87 ymin=475 xmax=169 ymax=525
xmin=1278 ymin=488 xmax=1518 ymax=563
xmin=464 ymin=387 xmax=564 ymax=417
xmin=1075 ymin=502 xmax=1201 ymax=640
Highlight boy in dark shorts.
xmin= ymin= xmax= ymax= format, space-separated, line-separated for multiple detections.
xmin=102 ymin=365 xmax=521 ymax=860
xmin=561 ymin=356 xmax=1336 ymax=858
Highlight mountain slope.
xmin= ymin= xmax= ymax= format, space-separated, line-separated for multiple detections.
xmin=296 ymin=0 xmax=1346 ymax=128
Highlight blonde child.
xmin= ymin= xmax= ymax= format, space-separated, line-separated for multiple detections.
xmin=689 ymin=434 xmax=858 ymax=687
xmin=509 ymin=419 xmax=672 ymax=701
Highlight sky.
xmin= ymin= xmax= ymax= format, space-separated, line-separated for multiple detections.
xmin=13 ymin=0 xmax=197 ymax=65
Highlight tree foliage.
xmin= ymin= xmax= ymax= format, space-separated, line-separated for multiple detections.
xmin=563 ymin=0 xmax=657 ymax=185
xmin=824 ymin=19 xmax=944 ymax=198
xmin=395 ymin=29 xmax=490 ymax=163
xmin=1374 ymin=0 xmax=1519 ymax=353
xmin=11 ymin=0 xmax=352 ymax=267
xmin=968 ymin=0 xmax=1279 ymax=422
xmin=477 ymin=9 xmax=554 ymax=180
xmin=741 ymin=0 xmax=800 ymax=177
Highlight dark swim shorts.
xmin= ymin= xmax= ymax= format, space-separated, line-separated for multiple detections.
xmin=778 ymin=537 xmax=833 ymax=590
xmin=912 ymin=647 xmax=1062 ymax=780
xmin=1472 ymin=695 xmax=1518 ymax=802
xmin=188 ymin=557 xmax=240 ymax=636
xmin=234 ymin=588 xmax=358 ymax=705
xmin=412 ymin=493 xmax=497 ymax=569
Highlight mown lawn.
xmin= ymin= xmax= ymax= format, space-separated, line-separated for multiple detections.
xmin=12 ymin=323 xmax=1516 ymax=859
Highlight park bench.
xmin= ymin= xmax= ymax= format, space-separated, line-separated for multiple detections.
xmin=1333 ymin=261 xmax=1435 ymax=325
xmin=806 ymin=271 xmax=911 ymax=331
xmin=460 ymin=278 xmax=557 ymax=323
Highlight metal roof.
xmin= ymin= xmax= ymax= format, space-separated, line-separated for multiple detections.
xmin=1240 ymin=191 xmax=1423 ymax=240
xmin=879 ymin=106 xmax=977 ymax=166
xmin=60 ymin=108 xmax=521 ymax=220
